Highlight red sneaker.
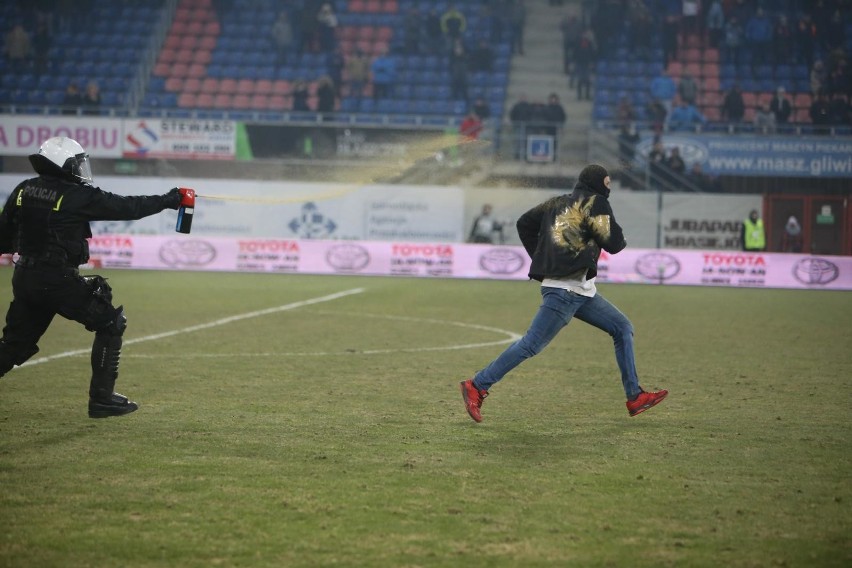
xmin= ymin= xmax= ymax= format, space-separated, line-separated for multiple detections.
xmin=626 ymin=388 xmax=668 ymax=416
xmin=460 ymin=379 xmax=488 ymax=423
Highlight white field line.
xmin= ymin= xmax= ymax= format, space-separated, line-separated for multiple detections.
xmin=19 ymin=288 xmax=366 ymax=368
xmin=124 ymin=311 xmax=522 ymax=357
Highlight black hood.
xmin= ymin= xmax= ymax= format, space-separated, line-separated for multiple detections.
xmin=575 ymin=164 xmax=610 ymax=198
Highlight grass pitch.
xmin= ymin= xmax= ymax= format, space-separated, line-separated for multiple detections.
xmin=0 ymin=270 xmax=850 ymax=567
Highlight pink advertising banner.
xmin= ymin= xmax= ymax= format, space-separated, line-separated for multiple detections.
xmin=3 ymin=237 xmax=850 ymax=291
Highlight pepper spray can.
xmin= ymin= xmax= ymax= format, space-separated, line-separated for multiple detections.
xmin=176 ymin=188 xmax=196 ymax=234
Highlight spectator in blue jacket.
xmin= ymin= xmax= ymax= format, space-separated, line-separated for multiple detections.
xmin=745 ymin=7 xmax=774 ymax=68
xmin=668 ymin=100 xmax=707 ymax=131
xmin=370 ymin=47 xmax=396 ymax=100
xmin=650 ymin=70 xmax=677 ymax=125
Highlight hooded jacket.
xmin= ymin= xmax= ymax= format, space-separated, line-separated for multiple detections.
xmin=516 ymin=168 xmax=626 ymax=282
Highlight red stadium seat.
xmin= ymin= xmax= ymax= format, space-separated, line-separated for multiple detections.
xmin=196 ymin=93 xmax=215 ymax=108
xmin=187 ymin=64 xmax=206 ymax=78
xmin=232 ymin=94 xmax=251 ymax=109
xmin=177 ymin=92 xmax=196 ymax=107
xmin=250 ymin=94 xmax=268 ymax=109
xmin=272 ymin=80 xmax=291 ymax=95
xmin=255 ymin=79 xmax=273 ymax=95
xmin=165 ymin=77 xmax=184 ymax=92
xmin=268 ymin=95 xmax=288 ymax=110
xmin=213 ymin=93 xmax=232 ymax=108
xmin=236 ymin=79 xmax=255 ymax=95
xmin=183 ymin=78 xmax=202 ymax=93
xmin=200 ymin=77 xmax=219 ymax=94
xmin=219 ymin=78 xmax=238 ymax=95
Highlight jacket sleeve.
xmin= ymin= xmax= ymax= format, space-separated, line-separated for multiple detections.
xmin=77 ymin=186 xmax=179 ymax=221
xmin=0 ymin=187 xmax=21 ymax=254
xmin=516 ymin=200 xmax=549 ymax=258
xmin=589 ymin=197 xmax=627 ymax=254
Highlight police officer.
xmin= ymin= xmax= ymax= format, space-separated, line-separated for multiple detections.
xmin=0 ymin=136 xmax=182 ymax=418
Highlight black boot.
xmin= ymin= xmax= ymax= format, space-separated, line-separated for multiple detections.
xmin=88 ymin=327 xmax=137 ymax=418
xmin=88 ymin=392 xmax=139 ymax=418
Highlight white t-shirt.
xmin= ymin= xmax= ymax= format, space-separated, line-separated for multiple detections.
xmin=542 ymin=271 xmax=597 ymax=297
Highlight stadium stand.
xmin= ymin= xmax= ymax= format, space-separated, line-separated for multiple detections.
xmin=590 ymin=0 xmax=852 ymax=133
xmin=0 ymin=0 xmax=511 ymax=123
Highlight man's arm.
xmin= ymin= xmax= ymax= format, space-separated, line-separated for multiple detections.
xmin=77 ymin=187 xmax=181 ymax=221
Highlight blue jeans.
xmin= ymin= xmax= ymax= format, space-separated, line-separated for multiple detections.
xmin=473 ymin=287 xmax=642 ymax=399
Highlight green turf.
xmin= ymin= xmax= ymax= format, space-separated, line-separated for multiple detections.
xmin=0 ymin=270 xmax=850 ymax=567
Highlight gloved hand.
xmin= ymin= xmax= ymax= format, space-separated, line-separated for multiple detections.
xmin=165 ymin=187 xmax=181 ymax=210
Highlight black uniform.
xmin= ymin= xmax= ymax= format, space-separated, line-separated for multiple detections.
xmin=0 ymin=173 xmax=180 ymax=417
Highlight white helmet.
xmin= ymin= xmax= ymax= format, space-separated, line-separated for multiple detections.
xmin=29 ymin=136 xmax=93 ymax=184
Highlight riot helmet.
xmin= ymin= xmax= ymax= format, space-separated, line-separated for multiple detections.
xmin=28 ymin=136 xmax=93 ymax=184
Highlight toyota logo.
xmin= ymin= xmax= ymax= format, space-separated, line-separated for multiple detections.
xmin=479 ymin=248 xmax=526 ymax=274
xmin=792 ymin=257 xmax=839 ymax=285
xmin=159 ymin=240 xmax=217 ymax=267
xmin=326 ymin=243 xmax=370 ymax=272
xmin=635 ymin=252 xmax=681 ymax=281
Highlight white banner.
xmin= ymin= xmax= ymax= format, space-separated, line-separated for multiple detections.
xmin=122 ymin=118 xmax=236 ymax=159
xmin=0 ymin=116 xmax=236 ymax=160
xmin=0 ymin=115 xmax=123 ymax=157
xmin=2 ymin=236 xmax=838 ymax=291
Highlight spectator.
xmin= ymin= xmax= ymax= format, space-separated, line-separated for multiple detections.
xmin=721 ymin=83 xmax=745 ymax=123
xmin=661 ymin=14 xmax=679 ymax=65
xmin=370 ymin=47 xmax=396 ymax=100
xmin=615 ymin=96 xmax=636 ymax=128
xmin=424 ymin=9 xmax=443 ymax=55
xmin=316 ymin=3 xmax=337 ymax=53
xmin=81 ymin=81 xmax=101 ymax=116
xmin=468 ymin=204 xmax=504 ymax=244
xmin=402 ymin=8 xmax=422 ymax=54
xmin=828 ymin=93 xmax=851 ymax=125
xmin=459 ymin=110 xmax=483 ymax=141
xmin=754 ymin=104 xmax=776 ymax=133
xmin=664 ymin=146 xmax=686 ymax=188
xmin=809 ymin=90 xmax=831 ymax=131
xmin=723 ymin=16 xmax=744 ymax=66
xmin=773 ymin=14 xmax=793 ymax=65
xmin=744 ymin=7 xmax=773 ymax=69
xmin=469 ymin=39 xmax=494 ymax=73
xmin=782 ymin=216 xmax=803 ymax=253
xmin=646 ymin=98 xmax=667 ymax=133
xmin=472 ymin=96 xmax=490 ymax=121
xmin=449 ymin=40 xmax=469 ymax=104
xmin=629 ymin=9 xmax=653 ymax=63
xmin=561 ymin=14 xmax=582 ymax=78
xmin=62 ymin=81 xmax=82 ymax=115
xmin=668 ymin=100 xmax=706 ymax=131
xmin=509 ymin=94 xmax=533 ymax=159
xmin=681 ymin=0 xmax=700 ymax=40
xmin=687 ymin=162 xmax=718 ymax=192
xmin=299 ymin=2 xmax=319 ymax=52
xmin=795 ymin=14 xmax=816 ymax=66
xmin=32 ymin=21 xmax=50 ymax=75
xmin=574 ymin=34 xmax=595 ymax=101
xmin=650 ymin=69 xmax=676 ymax=121
xmin=271 ymin=11 xmax=294 ymax=68
xmin=648 ymin=139 xmax=667 ymax=191
xmin=678 ymin=73 xmax=700 ymax=107
xmin=826 ymin=8 xmax=845 ymax=53
xmin=3 ymin=23 xmax=32 ymax=71
xmin=617 ymin=122 xmax=640 ymax=189
xmin=441 ymin=4 xmax=467 ymax=46
xmin=810 ymin=60 xmax=827 ymax=97
xmin=316 ymin=75 xmax=336 ymax=115
xmin=292 ymin=79 xmax=310 ymax=111
xmin=544 ymin=93 xmax=566 ymax=138
xmin=769 ymin=87 xmax=792 ymax=124
xmin=345 ymin=49 xmax=370 ymax=100
xmin=510 ymin=0 xmax=526 ymax=55
xmin=327 ymin=48 xmax=344 ymax=98
xmin=706 ymin=0 xmax=725 ymax=49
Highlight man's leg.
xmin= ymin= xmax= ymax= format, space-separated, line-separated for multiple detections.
xmin=473 ymin=287 xmax=586 ymax=391
xmin=574 ymin=293 xmax=642 ymax=399
xmin=0 ymin=298 xmax=54 ymax=378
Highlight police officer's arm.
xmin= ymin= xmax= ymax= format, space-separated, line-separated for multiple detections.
xmin=77 ymin=187 xmax=181 ymax=221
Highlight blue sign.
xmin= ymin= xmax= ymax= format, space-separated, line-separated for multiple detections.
xmin=636 ymin=134 xmax=852 ymax=178
xmin=526 ymin=135 xmax=554 ymax=163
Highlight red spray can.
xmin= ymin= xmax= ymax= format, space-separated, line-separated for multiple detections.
xmin=176 ymin=188 xmax=195 ymax=234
